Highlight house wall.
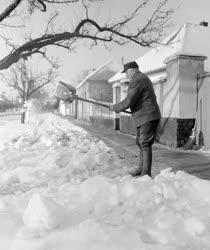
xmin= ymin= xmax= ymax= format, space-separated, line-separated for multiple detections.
xmin=89 ymin=80 xmax=113 ymax=102
xmin=77 ymin=81 xmax=90 ymax=121
xmin=58 ymin=63 xmax=119 ymax=128
xmin=74 ymin=79 xmax=114 ymax=125
xmin=158 ymin=54 xmax=206 ymax=147
xmin=88 ymin=80 xmax=113 ymax=128
xmin=62 ymin=102 xmax=70 ymax=116
xmin=59 ymin=101 xmax=76 ymax=118
xmin=151 ymin=54 xmax=206 ymax=119
xmin=77 ymin=81 xmax=89 ymax=98
xmin=197 ymin=73 xmax=210 ymax=149
xmin=179 ymin=56 xmax=206 ymax=118
xmin=153 ymin=81 xmax=164 ymax=113
xmin=59 ymin=101 xmax=66 ymax=116
xmin=162 ymin=58 xmax=180 ymax=118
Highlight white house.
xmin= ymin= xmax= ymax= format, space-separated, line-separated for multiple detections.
xmin=63 ymin=59 xmax=121 ymax=128
xmin=109 ymin=22 xmax=210 ymax=148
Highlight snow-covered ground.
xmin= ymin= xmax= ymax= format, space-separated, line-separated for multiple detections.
xmin=0 ymin=107 xmax=210 ymax=250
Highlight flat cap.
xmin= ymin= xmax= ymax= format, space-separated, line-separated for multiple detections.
xmin=122 ymin=61 xmax=139 ymax=73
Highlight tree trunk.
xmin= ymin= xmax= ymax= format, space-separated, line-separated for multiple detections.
xmin=21 ymin=111 xmax=25 ymax=124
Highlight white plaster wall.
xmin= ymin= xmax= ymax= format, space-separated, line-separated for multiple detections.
xmin=113 ymin=85 xmax=121 ymax=104
xmin=64 ymin=102 xmax=75 ymax=116
xmin=162 ymin=61 xmax=180 ymax=118
xmin=153 ymin=82 xmax=164 ymax=115
xmin=179 ymin=59 xmax=205 ymax=118
xmin=59 ymin=101 xmax=66 ymax=116
xmin=76 ymin=81 xmax=90 ymax=120
xmin=89 ymin=80 xmax=112 ymax=102
xmin=120 ymin=84 xmax=128 ymax=100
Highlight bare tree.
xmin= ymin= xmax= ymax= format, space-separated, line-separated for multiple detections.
xmin=0 ymin=0 xmax=23 ymax=23
xmin=0 ymin=0 xmax=173 ymax=71
xmin=0 ymin=0 xmax=78 ymax=22
xmin=6 ymin=59 xmax=56 ymax=122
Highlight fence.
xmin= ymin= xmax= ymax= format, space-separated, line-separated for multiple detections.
xmin=59 ymin=99 xmax=116 ymax=129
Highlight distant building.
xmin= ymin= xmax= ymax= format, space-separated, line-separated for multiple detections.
xmin=61 ymin=60 xmax=120 ymax=128
xmin=57 ymin=82 xmax=76 ymax=117
xmin=109 ymin=22 xmax=210 ymax=149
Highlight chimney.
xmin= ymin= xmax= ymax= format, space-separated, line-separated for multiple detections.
xmin=199 ymin=21 xmax=208 ymax=27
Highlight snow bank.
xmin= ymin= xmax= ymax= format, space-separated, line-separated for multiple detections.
xmin=22 ymin=193 xmax=65 ymax=232
xmin=0 ymin=110 xmax=210 ymax=250
xmin=7 ymin=170 xmax=210 ymax=250
xmin=0 ymin=111 xmax=129 ymax=190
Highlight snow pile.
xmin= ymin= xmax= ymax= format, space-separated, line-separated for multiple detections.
xmin=7 ymin=170 xmax=210 ymax=250
xmin=0 ymin=111 xmax=210 ymax=250
xmin=0 ymin=112 xmax=129 ymax=191
xmin=18 ymin=193 xmax=67 ymax=238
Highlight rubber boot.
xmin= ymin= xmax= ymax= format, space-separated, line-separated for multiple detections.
xmin=129 ymin=147 xmax=143 ymax=177
xmin=141 ymin=146 xmax=152 ymax=177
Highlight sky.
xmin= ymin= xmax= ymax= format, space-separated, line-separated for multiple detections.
xmin=0 ymin=0 xmax=210 ymax=96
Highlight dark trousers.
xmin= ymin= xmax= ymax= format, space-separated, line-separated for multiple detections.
xmin=136 ymin=119 xmax=160 ymax=176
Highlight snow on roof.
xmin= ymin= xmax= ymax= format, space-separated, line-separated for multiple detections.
xmin=76 ymin=59 xmax=121 ymax=89
xmin=149 ymin=71 xmax=167 ymax=84
xmin=109 ymin=23 xmax=210 ymax=83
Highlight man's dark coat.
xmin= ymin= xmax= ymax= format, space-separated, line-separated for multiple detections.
xmin=112 ymin=72 xmax=161 ymax=127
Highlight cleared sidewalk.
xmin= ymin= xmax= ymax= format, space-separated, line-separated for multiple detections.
xmin=66 ymin=117 xmax=210 ymax=180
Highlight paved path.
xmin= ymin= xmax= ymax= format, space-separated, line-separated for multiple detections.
xmin=67 ymin=118 xmax=210 ymax=180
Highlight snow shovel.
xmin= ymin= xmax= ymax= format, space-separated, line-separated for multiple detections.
xmin=59 ymin=81 xmax=131 ymax=115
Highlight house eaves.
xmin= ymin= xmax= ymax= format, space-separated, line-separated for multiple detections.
xmin=76 ymin=59 xmax=120 ymax=89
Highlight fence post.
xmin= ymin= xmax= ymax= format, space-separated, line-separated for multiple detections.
xmin=74 ymin=99 xmax=78 ymax=119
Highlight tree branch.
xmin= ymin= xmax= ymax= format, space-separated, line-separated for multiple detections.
xmin=110 ymin=0 xmax=150 ymax=30
xmin=45 ymin=12 xmax=59 ymax=34
xmin=0 ymin=22 xmax=24 ymax=28
xmin=34 ymin=0 xmax=79 ymax=12
xmin=0 ymin=0 xmax=173 ymax=71
xmin=28 ymin=78 xmax=52 ymax=97
xmin=0 ymin=0 xmax=23 ymax=23
xmin=82 ymin=0 xmax=89 ymax=18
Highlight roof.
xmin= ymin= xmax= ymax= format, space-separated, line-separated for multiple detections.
xmin=109 ymin=22 xmax=210 ymax=83
xmin=77 ymin=59 xmax=121 ymax=89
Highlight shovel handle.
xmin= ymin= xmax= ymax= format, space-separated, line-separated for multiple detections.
xmin=75 ymin=96 xmax=131 ymax=114
xmin=58 ymin=81 xmax=131 ymax=114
